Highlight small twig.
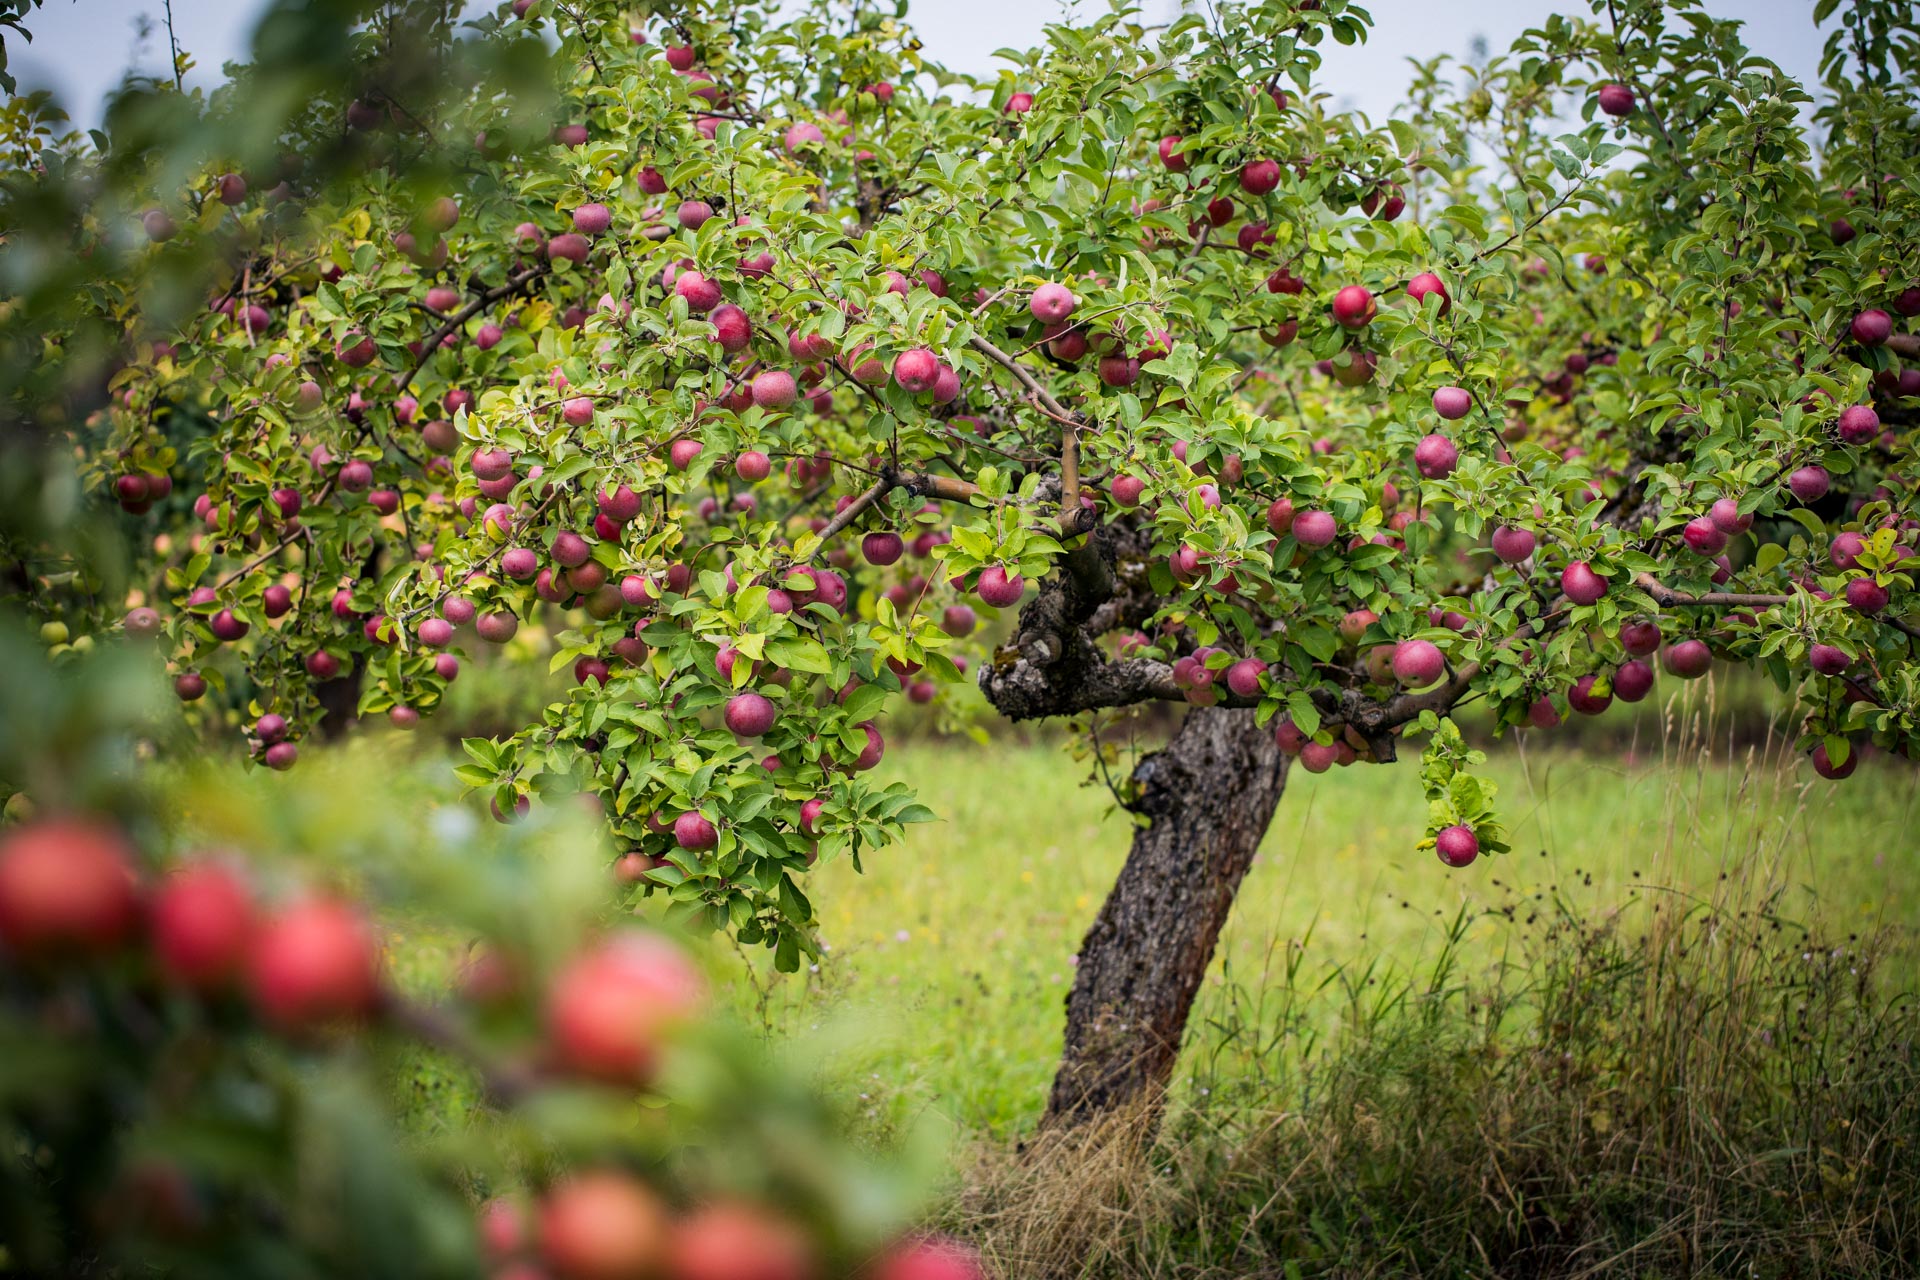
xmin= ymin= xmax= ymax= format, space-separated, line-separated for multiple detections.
xmin=805 ymin=475 xmax=893 ymax=561
xmin=215 ymin=530 xmax=301 ymax=589
xmin=968 ymin=335 xmax=1079 ymax=427
xmin=397 ymin=266 xmax=547 ymax=396
xmin=971 ymin=284 xmax=1015 ymax=317
xmin=162 ymin=0 xmax=185 ymax=91
xmin=1060 ymin=421 xmax=1079 ymax=525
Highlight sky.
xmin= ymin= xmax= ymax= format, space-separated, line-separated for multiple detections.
xmin=10 ymin=0 xmax=1834 ymax=131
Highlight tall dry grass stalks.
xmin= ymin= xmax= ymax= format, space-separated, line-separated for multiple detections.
xmin=951 ymin=706 xmax=1919 ymax=1278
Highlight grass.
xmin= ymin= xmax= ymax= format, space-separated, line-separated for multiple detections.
xmin=947 ymin=862 xmax=1920 ymax=1278
xmin=726 ymin=710 xmax=1920 ymax=1143
xmin=349 ymin=668 xmax=1920 ymax=1277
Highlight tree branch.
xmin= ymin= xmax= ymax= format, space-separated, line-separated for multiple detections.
xmin=1635 ymin=572 xmax=1795 ymax=609
xmin=968 ymin=335 xmax=1079 ymax=426
xmin=807 ymin=475 xmax=889 ymax=555
xmin=799 ymin=470 xmax=978 ymax=566
xmin=397 ymin=265 xmax=548 ymax=396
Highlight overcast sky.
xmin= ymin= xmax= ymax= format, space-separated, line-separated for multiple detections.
xmin=12 ymin=0 xmax=1833 ymax=130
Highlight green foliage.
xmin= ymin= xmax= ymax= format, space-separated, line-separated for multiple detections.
xmin=1414 ymin=713 xmax=1510 ymax=854
xmin=1 ymin=0 xmax=1917 ymax=1045
xmin=0 ymin=1 xmax=46 ymax=96
xmin=0 ymin=627 xmax=948 ymax=1275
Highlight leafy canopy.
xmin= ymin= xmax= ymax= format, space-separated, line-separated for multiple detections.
xmin=6 ymin=0 xmax=1919 ymax=970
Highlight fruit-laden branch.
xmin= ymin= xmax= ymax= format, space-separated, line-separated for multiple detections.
xmin=810 ymin=476 xmax=891 ymax=553
xmin=805 ymin=468 xmax=979 ymax=563
xmin=980 ymin=519 xmax=1584 ymax=761
xmin=1642 ymin=532 xmax=1916 ymax=644
xmin=980 ymin=642 xmax=1461 ymax=760
xmin=1635 ymin=572 xmax=1794 ymax=609
xmin=397 ymin=265 xmax=548 ymax=395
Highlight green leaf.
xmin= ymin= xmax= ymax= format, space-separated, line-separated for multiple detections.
xmin=842 ymin=684 xmax=889 ymax=721
xmin=770 ymin=636 xmax=833 ymax=675
xmin=1287 ymin=692 xmax=1321 ymax=739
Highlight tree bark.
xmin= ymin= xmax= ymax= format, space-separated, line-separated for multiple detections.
xmin=1042 ymin=704 xmax=1288 ymax=1128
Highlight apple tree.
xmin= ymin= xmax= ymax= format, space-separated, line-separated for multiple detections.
xmin=0 ymin=626 xmax=974 ymax=1277
xmin=8 ymin=0 xmax=1920 ymax=1131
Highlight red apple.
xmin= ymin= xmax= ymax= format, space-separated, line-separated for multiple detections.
xmin=892 ymin=348 xmax=941 ymax=393
xmin=152 ymin=862 xmax=255 ymax=989
xmin=1568 ymin=673 xmax=1612 ymax=715
xmin=0 ymin=819 xmax=142 ymax=956
xmin=539 ymin=1171 xmax=671 ymax=1280
xmin=1810 ymin=741 xmax=1857 ymax=780
xmin=1845 ymin=577 xmax=1890 ymax=614
xmin=1788 ymin=465 xmax=1830 ymax=502
xmin=1435 ymin=824 xmax=1479 ymax=867
xmin=1613 ymin=658 xmax=1655 ymax=701
xmin=246 ymin=898 xmax=381 ymax=1029
xmin=1391 ymin=639 xmax=1445 ymax=688
xmin=1490 ymin=526 xmax=1535 ymax=564
xmin=1239 ymin=158 xmax=1281 ymax=195
xmin=1837 ymin=404 xmax=1880 ymax=444
xmin=871 ymin=1236 xmax=988 ymax=1280
xmin=725 ymin=692 xmax=777 ymax=737
xmin=1330 ymin=285 xmax=1375 ymax=328
xmin=1850 ymin=308 xmax=1892 ymax=346
xmin=1029 ymin=282 xmax=1076 ymax=323
xmin=976 ymin=565 xmax=1024 ymax=607
xmin=547 ymin=932 xmax=704 ymax=1082
xmin=1662 ymin=638 xmax=1712 ymax=679
xmin=1414 ymin=433 xmax=1458 ymax=479
xmin=1405 ymin=271 xmax=1451 ymax=316
xmin=1809 ymin=643 xmax=1851 ymax=676
xmin=1560 ymin=561 xmax=1608 ymax=605
xmin=1597 ymin=82 xmax=1635 ymax=116
xmin=1292 ymin=509 xmax=1335 ymax=547
xmin=1432 ymin=387 xmax=1471 ymax=420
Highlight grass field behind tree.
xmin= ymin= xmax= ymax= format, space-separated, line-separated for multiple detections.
xmin=724 ymin=720 xmax=1920 ymax=1140
xmin=274 ymin=684 xmax=1920 ymax=1278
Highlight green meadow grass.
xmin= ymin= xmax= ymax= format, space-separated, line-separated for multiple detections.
xmin=235 ymin=699 xmax=1920 ymax=1276
xmin=726 ymin=725 xmax=1920 ymax=1139
xmin=281 ymin=673 xmax=1920 ymax=1149
xmin=217 ymin=682 xmax=1920 ymax=1276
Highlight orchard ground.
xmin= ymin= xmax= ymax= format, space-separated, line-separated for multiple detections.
xmin=180 ymin=678 xmax=1920 ymax=1276
xmin=307 ymin=675 xmax=1920 ymax=1138
xmin=736 ymin=737 xmax=1919 ymax=1136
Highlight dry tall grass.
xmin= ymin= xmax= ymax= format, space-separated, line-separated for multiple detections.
xmin=949 ymin=707 xmax=1920 ymax=1279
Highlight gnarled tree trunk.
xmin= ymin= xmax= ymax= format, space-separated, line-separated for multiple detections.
xmin=976 ymin=519 xmax=1304 ymax=1129
xmin=1043 ymin=704 xmax=1287 ymax=1128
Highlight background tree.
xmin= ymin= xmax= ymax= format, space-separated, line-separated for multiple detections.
xmin=4 ymin=0 xmax=1917 ymax=1137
